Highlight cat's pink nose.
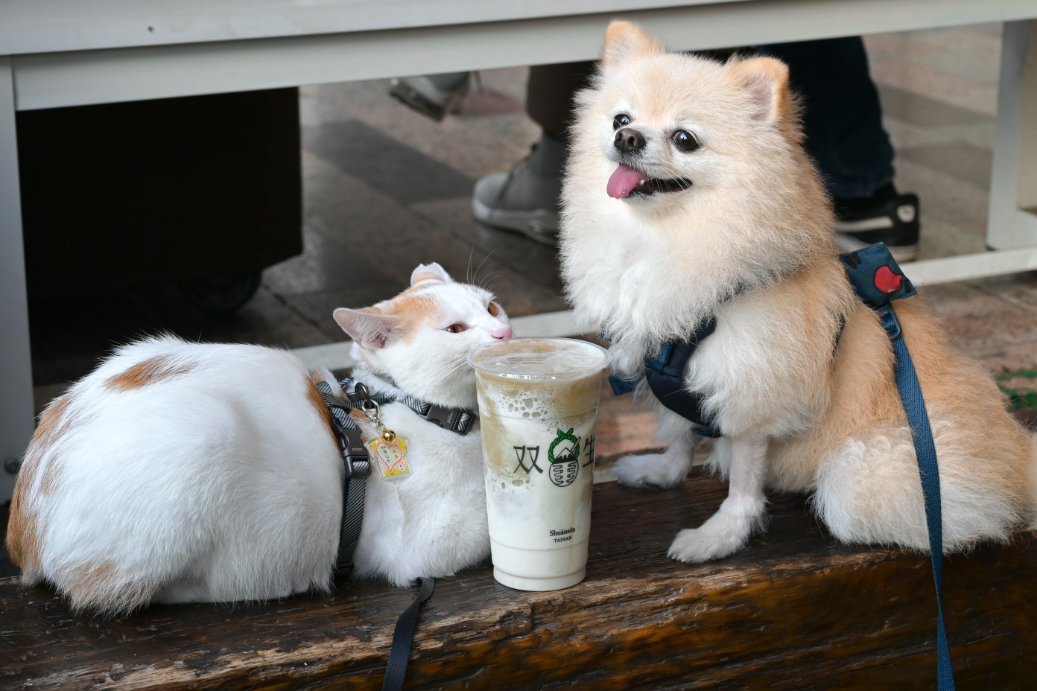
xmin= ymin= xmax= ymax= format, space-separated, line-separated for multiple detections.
xmin=492 ymin=326 xmax=513 ymax=340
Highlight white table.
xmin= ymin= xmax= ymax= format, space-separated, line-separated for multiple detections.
xmin=3 ymin=0 xmax=1036 ymax=501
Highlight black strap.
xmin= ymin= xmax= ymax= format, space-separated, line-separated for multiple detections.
xmin=411 ymin=401 xmax=476 ymax=435
xmin=316 ymin=378 xmax=438 ymax=690
xmin=339 ymin=376 xmax=476 ymax=436
xmin=337 ymin=466 xmax=367 ymax=574
xmin=381 ymin=577 xmax=436 ymax=691
xmin=316 ymin=380 xmax=373 ymax=577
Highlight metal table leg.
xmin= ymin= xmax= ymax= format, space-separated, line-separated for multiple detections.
xmin=1 ymin=57 xmax=37 ymax=502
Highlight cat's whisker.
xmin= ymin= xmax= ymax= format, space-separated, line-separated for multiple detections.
xmin=466 ymin=246 xmax=477 ymax=285
xmin=472 ymin=248 xmax=495 ymax=287
xmin=478 ymin=271 xmax=500 ymax=294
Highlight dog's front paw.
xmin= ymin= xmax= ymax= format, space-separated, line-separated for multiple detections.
xmin=613 ymin=452 xmax=688 ymax=488
xmin=667 ymin=501 xmax=763 ymax=562
xmin=667 ymin=525 xmax=746 ymax=563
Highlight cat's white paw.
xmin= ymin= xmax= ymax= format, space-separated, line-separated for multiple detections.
xmin=613 ymin=452 xmax=688 ymax=488
xmin=667 ymin=525 xmax=745 ymax=563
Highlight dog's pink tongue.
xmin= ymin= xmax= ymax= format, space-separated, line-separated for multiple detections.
xmin=607 ymin=165 xmax=649 ymax=199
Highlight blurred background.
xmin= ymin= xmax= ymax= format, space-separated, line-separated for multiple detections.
xmin=23 ymin=23 xmax=1037 ymax=411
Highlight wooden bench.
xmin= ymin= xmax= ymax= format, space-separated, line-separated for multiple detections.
xmin=4 ymin=433 xmax=1036 ymax=687
xmin=3 ymin=4 xmax=1037 ymax=681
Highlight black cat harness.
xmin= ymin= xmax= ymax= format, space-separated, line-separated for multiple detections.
xmin=314 ymin=376 xmax=476 ymax=574
xmin=610 ymin=243 xmax=954 ymax=689
xmin=314 ymin=376 xmax=475 ymax=691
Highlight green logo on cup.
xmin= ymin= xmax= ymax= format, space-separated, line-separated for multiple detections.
xmin=548 ymin=428 xmax=581 ymax=487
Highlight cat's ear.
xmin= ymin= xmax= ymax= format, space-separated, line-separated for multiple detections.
xmin=410 ymin=262 xmax=453 ymax=286
xmin=602 ymin=21 xmax=665 ymax=73
xmin=333 ymin=308 xmax=401 ymax=349
xmin=728 ymin=56 xmax=792 ymax=125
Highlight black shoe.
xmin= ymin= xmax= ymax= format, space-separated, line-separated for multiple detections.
xmin=833 ymin=185 xmax=920 ymax=262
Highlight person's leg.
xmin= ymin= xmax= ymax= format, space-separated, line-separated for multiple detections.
xmin=524 ymin=61 xmax=596 ymax=140
xmin=762 ymin=37 xmax=920 ymax=261
xmin=765 ymin=37 xmax=893 ymax=198
xmin=472 ymin=62 xmax=595 ymax=242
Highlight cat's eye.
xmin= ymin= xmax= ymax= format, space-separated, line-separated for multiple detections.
xmin=445 ymin=324 xmax=467 ymax=334
xmin=613 ymin=113 xmax=631 ymax=130
xmin=672 ymin=130 xmax=701 ymax=153
xmin=487 ymin=302 xmax=500 ymax=317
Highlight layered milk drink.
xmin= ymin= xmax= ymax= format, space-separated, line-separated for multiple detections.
xmin=470 ymin=338 xmax=608 ymax=591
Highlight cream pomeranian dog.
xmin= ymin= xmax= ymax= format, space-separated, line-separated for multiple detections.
xmin=560 ymin=20 xmax=1037 ymax=562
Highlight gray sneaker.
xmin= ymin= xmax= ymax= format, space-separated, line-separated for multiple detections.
xmin=389 ymin=73 xmax=469 ymax=121
xmin=472 ymin=133 xmax=565 ymax=244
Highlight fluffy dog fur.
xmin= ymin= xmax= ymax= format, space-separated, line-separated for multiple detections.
xmin=560 ymin=21 xmax=1037 ymax=562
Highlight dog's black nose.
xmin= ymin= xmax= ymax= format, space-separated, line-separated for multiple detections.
xmin=614 ymin=127 xmax=646 ymax=154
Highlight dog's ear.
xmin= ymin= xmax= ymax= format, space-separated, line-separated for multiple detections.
xmin=602 ymin=21 xmax=666 ymax=72
xmin=728 ymin=57 xmax=793 ymax=125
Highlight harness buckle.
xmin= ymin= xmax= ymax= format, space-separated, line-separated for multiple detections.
xmin=340 ymin=426 xmax=372 ymax=479
xmin=422 ymin=403 xmax=475 ymax=435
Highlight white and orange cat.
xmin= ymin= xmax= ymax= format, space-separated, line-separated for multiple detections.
xmin=6 ymin=262 xmax=512 ymax=615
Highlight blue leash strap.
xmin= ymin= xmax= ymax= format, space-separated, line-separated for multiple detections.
xmin=841 ymin=243 xmax=954 ymax=690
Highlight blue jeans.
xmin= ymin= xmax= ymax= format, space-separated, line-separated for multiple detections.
xmin=762 ymin=37 xmax=896 ymax=200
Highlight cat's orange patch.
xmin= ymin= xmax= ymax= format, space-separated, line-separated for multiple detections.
xmin=307 ymin=376 xmax=338 ymax=447
xmin=39 ymin=457 xmax=63 ymax=495
xmin=386 ymin=292 xmax=438 ymax=342
xmin=64 ymin=561 xmax=117 ymax=606
xmin=106 ymin=355 xmax=195 ymax=391
xmin=5 ymin=394 xmax=74 ymax=572
xmin=34 ymin=398 xmax=73 ymax=495
xmin=35 ymin=395 xmax=72 ymax=444
xmin=5 ymin=485 xmax=40 ymax=573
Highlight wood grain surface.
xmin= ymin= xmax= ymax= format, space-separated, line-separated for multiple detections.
xmin=3 ymin=461 xmax=1036 ymax=689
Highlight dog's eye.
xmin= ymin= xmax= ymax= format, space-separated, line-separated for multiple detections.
xmin=445 ymin=324 xmax=467 ymax=333
xmin=613 ymin=113 xmax=631 ymax=130
xmin=672 ymin=130 xmax=701 ymax=152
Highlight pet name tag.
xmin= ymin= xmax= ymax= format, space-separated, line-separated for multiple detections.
xmin=368 ymin=433 xmax=411 ymax=479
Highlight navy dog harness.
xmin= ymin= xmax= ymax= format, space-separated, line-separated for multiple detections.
xmin=609 ymin=317 xmax=721 ymax=437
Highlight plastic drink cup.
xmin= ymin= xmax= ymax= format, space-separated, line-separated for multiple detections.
xmin=469 ymin=337 xmax=609 ymax=591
